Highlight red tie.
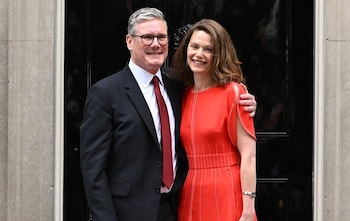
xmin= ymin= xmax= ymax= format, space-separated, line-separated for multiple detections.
xmin=152 ymin=76 xmax=174 ymax=188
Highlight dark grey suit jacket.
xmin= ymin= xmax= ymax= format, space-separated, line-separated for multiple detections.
xmin=80 ymin=65 xmax=188 ymax=221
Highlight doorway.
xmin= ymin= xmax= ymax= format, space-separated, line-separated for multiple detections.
xmin=64 ymin=0 xmax=313 ymax=220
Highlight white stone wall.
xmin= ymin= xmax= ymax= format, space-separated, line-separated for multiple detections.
xmin=2 ymin=0 xmax=56 ymax=220
xmin=323 ymin=0 xmax=350 ymax=220
xmin=0 ymin=0 xmax=9 ymax=219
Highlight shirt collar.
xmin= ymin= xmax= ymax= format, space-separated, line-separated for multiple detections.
xmin=128 ymin=59 xmax=164 ymax=88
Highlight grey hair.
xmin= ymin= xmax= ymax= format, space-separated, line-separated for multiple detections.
xmin=127 ymin=7 xmax=167 ymax=35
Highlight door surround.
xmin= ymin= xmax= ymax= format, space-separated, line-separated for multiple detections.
xmin=54 ymin=1 xmax=325 ymax=220
xmin=54 ymin=0 xmax=65 ymax=221
xmin=313 ymin=0 xmax=325 ymax=220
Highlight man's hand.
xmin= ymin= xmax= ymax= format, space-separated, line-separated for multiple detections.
xmin=239 ymin=93 xmax=257 ymax=117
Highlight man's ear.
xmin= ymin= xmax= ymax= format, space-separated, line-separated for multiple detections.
xmin=126 ymin=35 xmax=133 ymax=51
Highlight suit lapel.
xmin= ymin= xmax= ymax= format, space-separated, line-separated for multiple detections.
xmin=123 ymin=67 xmax=159 ymax=144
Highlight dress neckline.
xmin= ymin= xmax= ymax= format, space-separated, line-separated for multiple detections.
xmin=191 ymin=85 xmax=217 ymax=93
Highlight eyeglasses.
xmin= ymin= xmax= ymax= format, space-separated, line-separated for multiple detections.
xmin=132 ymin=34 xmax=169 ymax=46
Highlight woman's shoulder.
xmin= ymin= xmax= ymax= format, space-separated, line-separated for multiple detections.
xmin=224 ymin=82 xmax=247 ymax=94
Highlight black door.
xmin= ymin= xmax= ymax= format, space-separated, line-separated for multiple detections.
xmin=64 ymin=0 xmax=313 ymax=220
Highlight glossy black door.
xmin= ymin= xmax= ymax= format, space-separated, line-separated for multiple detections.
xmin=64 ymin=0 xmax=313 ymax=220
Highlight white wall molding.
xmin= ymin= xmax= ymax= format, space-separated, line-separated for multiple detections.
xmin=313 ymin=0 xmax=325 ymax=220
xmin=54 ymin=0 xmax=65 ymax=220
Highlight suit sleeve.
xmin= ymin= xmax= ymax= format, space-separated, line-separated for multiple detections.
xmin=80 ymin=85 xmax=117 ymax=221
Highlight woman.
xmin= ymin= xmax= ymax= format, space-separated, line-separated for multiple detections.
xmin=172 ymin=19 xmax=258 ymax=221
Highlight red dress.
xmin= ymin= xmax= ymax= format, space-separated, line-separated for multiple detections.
xmin=178 ymin=82 xmax=257 ymax=221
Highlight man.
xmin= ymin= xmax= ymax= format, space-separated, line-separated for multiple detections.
xmin=80 ymin=7 xmax=257 ymax=221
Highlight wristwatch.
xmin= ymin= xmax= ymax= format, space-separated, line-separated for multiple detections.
xmin=242 ymin=191 xmax=257 ymax=198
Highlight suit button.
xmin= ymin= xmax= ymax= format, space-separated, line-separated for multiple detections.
xmin=156 ymin=162 xmax=162 ymax=168
xmin=155 ymin=187 xmax=160 ymax=193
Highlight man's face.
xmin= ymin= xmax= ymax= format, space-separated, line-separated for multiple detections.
xmin=126 ymin=19 xmax=168 ymax=74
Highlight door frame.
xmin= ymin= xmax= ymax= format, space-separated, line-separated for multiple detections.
xmin=313 ymin=0 xmax=325 ymax=220
xmin=54 ymin=0 xmax=65 ymax=221
xmin=54 ymin=0 xmax=325 ymax=220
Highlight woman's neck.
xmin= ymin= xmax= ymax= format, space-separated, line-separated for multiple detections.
xmin=192 ymin=74 xmax=215 ymax=92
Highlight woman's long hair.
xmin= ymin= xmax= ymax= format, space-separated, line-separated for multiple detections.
xmin=171 ymin=19 xmax=245 ymax=87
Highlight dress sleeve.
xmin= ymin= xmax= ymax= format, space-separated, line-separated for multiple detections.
xmin=227 ymin=83 xmax=256 ymax=145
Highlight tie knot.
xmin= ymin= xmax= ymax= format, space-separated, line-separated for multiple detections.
xmin=152 ymin=76 xmax=160 ymax=85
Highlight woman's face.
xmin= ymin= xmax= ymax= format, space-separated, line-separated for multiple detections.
xmin=186 ymin=30 xmax=213 ymax=77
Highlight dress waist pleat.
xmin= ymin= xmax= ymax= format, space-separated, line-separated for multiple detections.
xmin=187 ymin=152 xmax=240 ymax=169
